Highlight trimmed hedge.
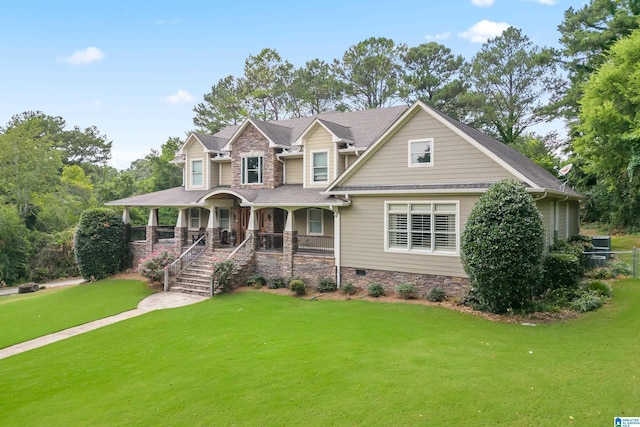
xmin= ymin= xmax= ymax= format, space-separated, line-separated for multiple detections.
xmin=74 ymin=208 xmax=126 ymax=281
xmin=542 ymin=252 xmax=582 ymax=292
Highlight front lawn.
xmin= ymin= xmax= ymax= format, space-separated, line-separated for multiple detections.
xmin=0 ymin=281 xmax=638 ymax=426
xmin=0 ymin=279 xmax=153 ymax=348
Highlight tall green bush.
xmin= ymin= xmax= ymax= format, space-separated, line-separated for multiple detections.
xmin=0 ymin=205 xmax=30 ymax=285
xmin=461 ymin=179 xmax=545 ymax=313
xmin=74 ymin=208 xmax=126 ymax=280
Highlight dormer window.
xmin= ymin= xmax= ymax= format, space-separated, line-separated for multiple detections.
xmin=242 ymin=156 xmax=263 ymax=184
xmin=191 ymin=160 xmax=203 ymax=186
xmin=312 ymin=151 xmax=328 ymax=183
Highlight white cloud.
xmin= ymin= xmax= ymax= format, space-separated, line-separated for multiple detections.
xmin=471 ymin=0 xmax=495 ymax=6
xmin=425 ymin=32 xmax=451 ymax=41
xmin=61 ymin=47 xmax=105 ymax=65
xmin=459 ymin=20 xmax=511 ymax=43
xmin=165 ymin=89 xmax=195 ymax=104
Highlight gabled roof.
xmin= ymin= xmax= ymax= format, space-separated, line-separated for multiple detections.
xmin=326 ymin=101 xmax=581 ymax=198
xmin=199 ymin=105 xmax=409 ymax=152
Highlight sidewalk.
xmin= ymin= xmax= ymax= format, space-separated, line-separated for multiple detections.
xmin=0 ymin=292 xmax=207 ymax=360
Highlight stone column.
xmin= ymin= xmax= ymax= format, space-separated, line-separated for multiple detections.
xmin=207 ymin=205 xmax=220 ymax=251
xmin=174 ymin=208 xmax=188 ymax=255
xmin=282 ymin=209 xmax=295 ymax=278
xmin=146 ymin=208 xmax=158 ymax=255
xmin=247 ymin=207 xmax=259 ymax=251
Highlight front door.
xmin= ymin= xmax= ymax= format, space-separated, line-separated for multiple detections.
xmin=238 ymin=207 xmax=251 ymax=243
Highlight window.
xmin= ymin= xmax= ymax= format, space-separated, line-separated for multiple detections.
xmin=190 ymin=209 xmax=200 ymax=229
xmin=312 ymin=151 xmax=328 ymax=183
xmin=408 ymin=138 xmax=433 ymax=167
xmin=191 ymin=160 xmax=203 ymax=186
xmin=386 ymin=202 xmax=457 ymax=253
xmin=307 ymin=208 xmax=323 ymax=234
xmin=218 ymin=208 xmax=230 ymax=230
xmin=242 ymin=156 xmax=263 ymax=184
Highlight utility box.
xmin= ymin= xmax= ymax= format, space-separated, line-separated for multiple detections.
xmin=591 ymin=236 xmax=611 ymax=260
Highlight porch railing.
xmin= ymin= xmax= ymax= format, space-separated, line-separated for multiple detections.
xmin=157 ymin=226 xmax=175 ymax=241
xmin=256 ymin=233 xmax=284 ymax=252
xmin=227 ymin=235 xmax=253 ymax=264
xmin=163 ymin=234 xmax=207 ymax=291
xmin=295 ymin=235 xmax=334 ymax=255
xmin=129 ymin=226 xmax=146 ymax=242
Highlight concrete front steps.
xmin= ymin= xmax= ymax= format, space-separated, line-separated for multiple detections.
xmin=169 ymin=253 xmax=214 ymax=297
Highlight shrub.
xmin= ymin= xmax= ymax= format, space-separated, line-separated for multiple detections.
xmin=268 ymin=277 xmax=287 ymax=289
xmin=584 ymin=266 xmax=615 ymax=280
xmin=461 ymin=179 xmax=545 ymax=313
xmin=395 ymin=283 xmax=416 ymax=300
xmin=211 ymin=259 xmax=237 ymax=293
xmin=317 ymin=278 xmax=337 ymax=293
xmin=29 ymin=228 xmax=79 ymax=282
xmin=289 ymin=279 xmax=306 ymax=296
xmin=427 ymin=287 xmax=446 ymax=302
xmin=246 ymin=274 xmax=266 ymax=287
xmin=583 ymin=280 xmax=613 ymax=298
xmin=0 ymin=205 xmax=30 ymax=286
xmin=368 ymin=283 xmax=385 ymax=298
xmin=459 ymin=287 xmax=484 ymax=310
xmin=74 ymin=208 xmax=126 ymax=281
xmin=137 ymin=249 xmax=178 ymax=283
xmin=609 ymin=260 xmax=631 ymax=277
xmin=341 ymin=282 xmax=357 ymax=295
xmin=542 ymin=252 xmax=582 ymax=293
xmin=570 ymin=291 xmax=604 ymax=313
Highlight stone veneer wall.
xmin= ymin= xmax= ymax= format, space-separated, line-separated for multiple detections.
xmin=255 ymin=252 xmax=282 ymax=279
xmin=292 ymin=255 xmax=336 ymax=288
xmin=129 ymin=242 xmax=148 ymax=269
xmin=230 ymin=126 xmax=283 ymax=189
xmin=340 ymin=267 xmax=469 ymax=299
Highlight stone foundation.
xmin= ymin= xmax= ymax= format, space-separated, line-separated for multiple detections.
xmin=129 ymin=242 xmax=148 ymax=269
xmin=292 ymin=255 xmax=336 ymax=288
xmin=340 ymin=267 xmax=469 ymax=299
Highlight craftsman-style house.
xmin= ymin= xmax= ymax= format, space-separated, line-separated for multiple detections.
xmin=107 ymin=101 xmax=581 ymax=297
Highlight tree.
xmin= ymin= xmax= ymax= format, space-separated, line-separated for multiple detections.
xmin=58 ymin=125 xmax=112 ymax=167
xmin=74 ymin=208 xmax=126 ymax=280
xmin=511 ymin=133 xmax=562 ymax=174
xmin=333 ymin=37 xmax=407 ymax=109
xmin=0 ymin=204 xmax=30 ymax=285
xmin=461 ymin=179 xmax=545 ymax=314
xmin=243 ymin=48 xmax=293 ymax=121
xmin=558 ymin=0 xmax=640 ymax=119
xmin=465 ymin=27 xmax=564 ymax=146
xmin=289 ymin=59 xmax=345 ymax=117
xmin=573 ymin=28 xmax=640 ymax=226
xmin=193 ymin=75 xmax=249 ymax=134
xmin=402 ymin=42 xmax=470 ymax=120
xmin=0 ymin=112 xmax=63 ymax=220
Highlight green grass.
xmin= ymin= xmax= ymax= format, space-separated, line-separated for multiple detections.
xmin=1 ymin=284 xmax=639 ymax=426
xmin=0 ymin=279 xmax=153 ymax=348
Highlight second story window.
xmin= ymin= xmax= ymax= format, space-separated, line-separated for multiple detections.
xmin=312 ymin=151 xmax=328 ymax=183
xmin=242 ymin=156 xmax=263 ymax=184
xmin=191 ymin=160 xmax=203 ymax=186
xmin=408 ymin=138 xmax=433 ymax=167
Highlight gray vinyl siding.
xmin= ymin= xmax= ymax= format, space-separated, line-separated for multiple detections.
xmin=285 ymin=158 xmax=303 ymax=184
xmin=304 ymin=126 xmax=334 ymax=188
xmin=342 ymin=109 xmax=514 ymax=187
xmin=557 ymin=201 xmax=568 ymax=240
xmin=568 ymin=201 xmax=580 ymax=237
xmin=536 ymin=199 xmax=553 ymax=247
xmin=219 ymin=162 xmax=231 ymax=186
xmin=293 ymin=208 xmax=334 ymax=236
xmin=339 ymin=194 xmax=478 ymax=278
xmin=209 ymin=161 xmax=219 ymax=188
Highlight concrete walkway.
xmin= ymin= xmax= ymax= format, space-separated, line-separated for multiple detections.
xmin=0 ymin=292 xmax=207 ymax=360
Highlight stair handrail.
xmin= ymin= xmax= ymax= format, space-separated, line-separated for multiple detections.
xmin=164 ymin=234 xmax=207 ymax=291
xmin=210 ymin=235 xmax=254 ymax=296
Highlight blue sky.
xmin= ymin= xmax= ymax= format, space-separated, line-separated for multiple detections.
xmin=0 ymin=0 xmax=587 ymax=169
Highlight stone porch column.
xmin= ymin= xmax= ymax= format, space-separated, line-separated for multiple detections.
xmin=174 ymin=208 xmax=188 ymax=254
xmin=282 ymin=209 xmax=295 ymax=278
xmin=146 ymin=208 xmax=158 ymax=254
xmin=333 ymin=209 xmax=341 ymax=287
xmin=247 ymin=207 xmax=259 ymax=251
xmin=207 ymin=205 xmax=220 ymax=251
